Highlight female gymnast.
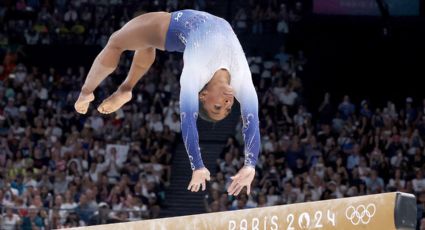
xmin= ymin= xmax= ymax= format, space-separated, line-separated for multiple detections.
xmin=74 ymin=10 xmax=260 ymax=196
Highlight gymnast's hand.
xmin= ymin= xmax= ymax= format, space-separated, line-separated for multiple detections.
xmin=187 ymin=167 xmax=211 ymax=192
xmin=227 ymin=166 xmax=255 ymax=196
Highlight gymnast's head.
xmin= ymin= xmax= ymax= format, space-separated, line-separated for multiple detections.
xmin=198 ymin=69 xmax=235 ymax=122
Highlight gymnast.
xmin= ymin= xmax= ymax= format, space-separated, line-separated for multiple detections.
xmin=74 ymin=9 xmax=260 ymax=196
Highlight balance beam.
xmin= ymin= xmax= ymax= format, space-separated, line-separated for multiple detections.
xmin=71 ymin=192 xmax=416 ymax=230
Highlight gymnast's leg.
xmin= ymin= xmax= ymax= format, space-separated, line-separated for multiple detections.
xmin=74 ymin=32 xmax=125 ymax=114
xmin=74 ymin=14 xmax=155 ymax=114
xmin=97 ymin=47 xmax=156 ymax=114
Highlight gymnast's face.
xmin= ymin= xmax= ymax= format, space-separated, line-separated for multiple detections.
xmin=199 ymin=83 xmax=234 ymax=121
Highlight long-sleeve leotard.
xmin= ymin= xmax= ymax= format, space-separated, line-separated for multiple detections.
xmin=166 ymin=9 xmax=260 ymax=170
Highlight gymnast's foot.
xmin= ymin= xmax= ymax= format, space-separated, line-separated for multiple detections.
xmin=97 ymin=88 xmax=132 ymax=114
xmin=75 ymin=92 xmax=95 ymax=114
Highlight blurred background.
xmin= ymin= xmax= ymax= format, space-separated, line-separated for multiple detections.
xmin=0 ymin=0 xmax=425 ymax=229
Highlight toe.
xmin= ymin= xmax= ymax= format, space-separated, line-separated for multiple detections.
xmin=97 ymin=103 xmax=110 ymax=114
xmin=97 ymin=106 xmax=105 ymax=114
xmin=75 ymin=104 xmax=87 ymax=114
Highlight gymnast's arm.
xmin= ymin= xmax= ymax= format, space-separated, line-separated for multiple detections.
xmin=227 ymin=70 xmax=260 ymax=196
xmin=179 ymin=66 xmax=205 ymax=170
xmin=180 ymin=65 xmax=211 ymax=192
xmin=237 ymin=77 xmax=261 ymax=168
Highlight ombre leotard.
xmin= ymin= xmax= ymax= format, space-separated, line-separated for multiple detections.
xmin=165 ymin=10 xmax=260 ymax=170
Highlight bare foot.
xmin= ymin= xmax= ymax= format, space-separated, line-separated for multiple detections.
xmin=97 ymin=89 xmax=132 ymax=114
xmin=74 ymin=92 xmax=95 ymax=114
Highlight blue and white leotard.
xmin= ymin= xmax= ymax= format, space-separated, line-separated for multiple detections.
xmin=165 ymin=10 xmax=260 ymax=170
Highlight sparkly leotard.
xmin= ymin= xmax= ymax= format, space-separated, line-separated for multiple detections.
xmin=165 ymin=10 xmax=260 ymax=170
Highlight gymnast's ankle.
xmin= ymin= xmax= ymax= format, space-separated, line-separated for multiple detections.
xmin=118 ymin=84 xmax=133 ymax=92
xmin=81 ymin=86 xmax=93 ymax=95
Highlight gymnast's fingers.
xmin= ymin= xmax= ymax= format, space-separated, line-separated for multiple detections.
xmin=227 ymin=174 xmax=240 ymax=192
xmin=232 ymin=183 xmax=244 ymax=196
xmin=228 ymin=181 xmax=241 ymax=195
xmin=233 ymin=184 xmax=244 ymax=196
xmin=227 ymin=180 xmax=237 ymax=194
xmin=191 ymin=183 xmax=199 ymax=192
xmin=201 ymin=180 xmax=206 ymax=191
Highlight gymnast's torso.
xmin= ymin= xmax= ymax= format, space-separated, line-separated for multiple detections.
xmin=165 ymin=9 xmax=252 ymax=101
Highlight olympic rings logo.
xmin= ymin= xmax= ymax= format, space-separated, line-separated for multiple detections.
xmin=345 ymin=204 xmax=376 ymax=225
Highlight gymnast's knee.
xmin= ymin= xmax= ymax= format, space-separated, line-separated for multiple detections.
xmin=106 ymin=31 xmax=125 ymax=51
